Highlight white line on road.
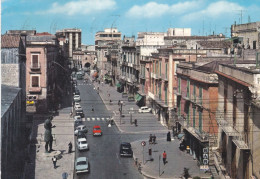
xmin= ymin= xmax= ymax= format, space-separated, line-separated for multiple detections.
xmin=102 ymin=118 xmax=105 ymax=121
xmin=82 ymin=118 xmax=86 ymax=121
xmin=106 ymin=118 xmax=110 ymax=121
xmin=116 ymin=153 xmax=122 ymax=165
xmin=87 ymin=118 xmax=90 ymax=121
xmin=97 ymin=118 xmax=100 ymax=121
xmin=92 ymin=117 xmax=95 ymax=121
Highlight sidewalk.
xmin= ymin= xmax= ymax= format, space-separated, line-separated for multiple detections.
xmin=94 ymin=81 xmax=211 ymax=179
xmin=23 ymin=107 xmax=75 ymax=179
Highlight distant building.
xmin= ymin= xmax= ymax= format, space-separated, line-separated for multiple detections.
xmin=231 ymin=21 xmax=260 ymax=49
xmin=167 ymin=28 xmax=191 ymax=37
xmin=95 ymin=28 xmax=122 ymax=76
xmin=56 ymin=28 xmax=82 ymax=58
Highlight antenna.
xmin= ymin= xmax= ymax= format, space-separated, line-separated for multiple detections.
xmin=248 ymin=15 xmax=251 ymax=23
xmin=234 ymin=9 xmax=247 ymax=24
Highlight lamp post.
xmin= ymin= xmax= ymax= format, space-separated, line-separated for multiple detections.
xmin=120 ymin=101 xmax=123 ymax=124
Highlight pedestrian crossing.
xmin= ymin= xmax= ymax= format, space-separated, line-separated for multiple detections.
xmin=82 ymin=117 xmax=111 ymax=122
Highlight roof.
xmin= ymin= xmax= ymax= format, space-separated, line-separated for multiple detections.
xmin=76 ymin=157 xmax=87 ymax=162
xmin=197 ymin=41 xmax=231 ymax=48
xmin=35 ymin=32 xmax=53 ymax=36
xmin=1 ymin=34 xmax=21 ymax=48
xmin=1 ymin=85 xmax=21 ymax=117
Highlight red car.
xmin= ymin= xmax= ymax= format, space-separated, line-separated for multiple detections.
xmin=93 ymin=125 xmax=102 ymax=136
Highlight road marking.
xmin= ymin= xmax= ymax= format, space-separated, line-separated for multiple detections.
xmin=101 ymin=118 xmax=105 ymax=121
xmin=87 ymin=118 xmax=90 ymax=121
xmin=116 ymin=153 xmax=122 ymax=165
xmin=97 ymin=118 xmax=100 ymax=121
xmin=92 ymin=117 xmax=95 ymax=121
xmin=106 ymin=118 xmax=110 ymax=121
xmin=82 ymin=118 xmax=86 ymax=121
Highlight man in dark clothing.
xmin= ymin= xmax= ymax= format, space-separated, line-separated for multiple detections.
xmin=167 ymin=131 xmax=171 ymax=141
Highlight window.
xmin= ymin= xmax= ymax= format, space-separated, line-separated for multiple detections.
xmin=31 ymin=76 xmax=39 ymax=87
xmin=199 ymin=86 xmax=202 ymax=105
xmin=165 ymin=63 xmax=168 ymax=79
xmin=187 ymin=80 xmax=190 ymax=98
xmin=32 ymin=54 xmax=39 ymax=68
xmin=193 ymin=107 xmax=196 ymax=127
xmin=199 ymin=111 xmax=202 ymax=132
xmin=159 ymin=61 xmax=161 ymax=76
xmin=178 ymin=78 xmax=181 ymax=93
xmin=165 ymin=85 xmax=168 ymax=105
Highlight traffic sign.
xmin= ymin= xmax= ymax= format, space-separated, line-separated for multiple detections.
xmin=141 ymin=141 xmax=146 ymax=146
xmin=203 ymin=153 xmax=208 ymax=159
xmin=203 ymin=159 xmax=209 ymax=165
xmin=203 ymin=148 xmax=208 ymax=153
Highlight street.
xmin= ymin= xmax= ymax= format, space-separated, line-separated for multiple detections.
xmin=74 ymin=79 xmax=143 ymax=179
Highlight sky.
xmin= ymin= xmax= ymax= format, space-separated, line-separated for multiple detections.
xmin=2 ymin=0 xmax=260 ymax=45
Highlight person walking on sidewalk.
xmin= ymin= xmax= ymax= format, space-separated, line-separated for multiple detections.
xmin=52 ymin=156 xmax=57 ymax=169
xmin=163 ymin=151 xmax=167 ymax=165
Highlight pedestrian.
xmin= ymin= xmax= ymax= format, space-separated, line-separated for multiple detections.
xmin=118 ymin=100 xmax=120 ymax=105
xmin=68 ymin=142 xmax=72 ymax=153
xmin=108 ymin=93 xmax=110 ymax=97
xmin=163 ymin=151 xmax=167 ymax=165
xmin=52 ymin=156 xmax=57 ymax=169
xmin=167 ymin=131 xmax=171 ymax=142
xmin=152 ymin=134 xmax=156 ymax=144
xmin=91 ymin=105 xmax=94 ymax=112
xmin=149 ymin=134 xmax=152 ymax=144
xmin=134 ymin=119 xmax=138 ymax=127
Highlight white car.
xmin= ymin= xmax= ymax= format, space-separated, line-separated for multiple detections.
xmin=75 ymin=125 xmax=88 ymax=135
xmin=75 ymin=106 xmax=82 ymax=111
xmin=74 ymin=115 xmax=82 ymax=122
xmin=77 ymin=138 xmax=89 ymax=151
xmin=139 ymin=106 xmax=152 ymax=113
xmin=74 ymin=95 xmax=81 ymax=102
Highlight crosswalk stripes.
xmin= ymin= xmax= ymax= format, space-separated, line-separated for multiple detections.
xmin=83 ymin=117 xmax=111 ymax=122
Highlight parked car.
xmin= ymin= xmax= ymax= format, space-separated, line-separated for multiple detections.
xmin=74 ymin=89 xmax=80 ymax=95
xmin=77 ymin=138 xmax=89 ymax=151
xmin=75 ymin=157 xmax=89 ymax=174
xmin=74 ymin=115 xmax=82 ymax=126
xmin=74 ymin=102 xmax=81 ymax=108
xmin=138 ymin=106 xmax=152 ymax=113
xmin=74 ymin=95 xmax=81 ymax=102
xmin=75 ymin=108 xmax=84 ymax=118
xmin=77 ymin=131 xmax=87 ymax=140
xmin=75 ymin=125 xmax=88 ymax=135
xmin=119 ymin=142 xmax=133 ymax=157
xmin=93 ymin=125 xmax=102 ymax=136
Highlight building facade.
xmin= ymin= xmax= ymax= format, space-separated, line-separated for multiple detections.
xmin=26 ymin=33 xmax=59 ymax=113
xmin=215 ymin=63 xmax=260 ymax=179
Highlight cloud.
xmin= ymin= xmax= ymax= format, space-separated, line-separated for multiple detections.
xmin=37 ymin=0 xmax=116 ymax=15
xmin=182 ymin=1 xmax=244 ymax=21
xmin=126 ymin=0 xmax=203 ymax=18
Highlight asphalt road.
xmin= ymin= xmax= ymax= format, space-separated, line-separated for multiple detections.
xmin=74 ymin=80 xmax=143 ymax=179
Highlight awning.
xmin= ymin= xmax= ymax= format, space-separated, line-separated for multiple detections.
xmin=116 ymin=83 xmax=121 ymax=87
xmin=232 ymin=139 xmax=250 ymax=150
xmin=135 ymin=94 xmax=142 ymax=102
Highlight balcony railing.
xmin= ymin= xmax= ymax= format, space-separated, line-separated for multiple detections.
xmin=29 ymin=87 xmax=42 ymax=93
xmin=31 ymin=63 xmax=41 ymax=70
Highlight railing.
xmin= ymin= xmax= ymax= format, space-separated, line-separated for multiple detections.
xmin=30 ymin=63 xmax=41 ymax=70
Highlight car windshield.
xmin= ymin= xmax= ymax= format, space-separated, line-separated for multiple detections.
xmin=77 ymin=161 xmax=86 ymax=165
xmin=81 ymin=141 xmax=87 ymax=144
xmin=94 ymin=128 xmax=100 ymax=130
xmin=122 ymin=146 xmax=131 ymax=149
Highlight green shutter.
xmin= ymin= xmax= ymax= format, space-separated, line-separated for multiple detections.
xmin=193 ymin=107 xmax=196 ymax=127
xmin=199 ymin=111 xmax=202 ymax=132
xmin=165 ymin=86 xmax=167 ymax=105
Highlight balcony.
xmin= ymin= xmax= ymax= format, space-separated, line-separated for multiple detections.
xmin=161 ymin=74 xmax=168 ymax=81
xmin=29 ymin=87 xmax=42 ymax=93
xmin=182 ymin=95 xmax=190 ymax=101
xmin=30 ymin=63 xmax=41 ymax=70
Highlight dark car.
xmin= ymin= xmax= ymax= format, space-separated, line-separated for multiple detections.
xmin=119 ymin=142 xmax=133 ymax=157
xmin=75 ymin=109 xmax=84 ymax=118
xmin=74 ymin=89 xmax=80 ymax=95
xmin=77 ymin=131 xmax=87 ymax=140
